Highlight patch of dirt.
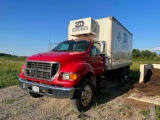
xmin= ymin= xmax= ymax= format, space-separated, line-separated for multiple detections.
xmin=132 ymin=68 xmax=160 ymax=96
xmin=128 ymin=68 xmax=160 ymax=107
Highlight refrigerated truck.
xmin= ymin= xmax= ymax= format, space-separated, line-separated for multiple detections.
xmin=19 ymin=16 xmax=133 ymax=112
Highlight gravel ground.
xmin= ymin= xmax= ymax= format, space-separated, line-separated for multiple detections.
xmin=0 ymin=80 xmax=148 ymax=120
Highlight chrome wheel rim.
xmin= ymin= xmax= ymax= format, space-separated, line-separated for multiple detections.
xmin=124 ymin=69 xmax=128 ymax=81
xmin=125 ymin=74 xmax=128 ymax=80
xmin=81 ymin=85 xmax=93 ymax=106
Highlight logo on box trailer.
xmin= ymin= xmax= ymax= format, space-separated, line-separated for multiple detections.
xmin=72 ymin=21 xmax=88 ymax=32
xmin=122 ymin=33 xmax=128 ymax=50
xmin=75 ymin=21 xmax=84 ymax=27
xmin=117 ymin=32 xmax=129 ymax=51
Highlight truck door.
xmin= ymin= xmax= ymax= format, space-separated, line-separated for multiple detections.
xmin=90 ymin=42 xmax=105 ymax=76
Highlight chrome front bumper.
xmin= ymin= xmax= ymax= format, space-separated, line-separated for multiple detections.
xmin=18 ymin=78 xmax=75 ymax=98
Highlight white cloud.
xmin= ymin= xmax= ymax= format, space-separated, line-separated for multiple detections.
xmin=151 ymin=47 xmax=160 ymax=51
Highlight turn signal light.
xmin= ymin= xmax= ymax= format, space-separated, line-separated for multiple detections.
xmin=62 ymin=73 xmax=79 ymax=81
xmin=70 ymin=74 xmax=79 ymax=81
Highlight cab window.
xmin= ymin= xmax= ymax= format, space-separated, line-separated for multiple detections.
xmin=52 ymin=40 xmax=90 ymax=52
xmin=56 ymin=44 xmax=69 ymax=50
xmin=90 ymin=43 xmax=101 ymax=56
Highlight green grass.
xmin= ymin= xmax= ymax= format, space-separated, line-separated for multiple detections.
xmin=156 ymin=105 xmax=160 ymax=120
xmin=3 ymin=98 xmax=19 ymax=104
xmin=139 ymin=106 xmax=160 ymax=119
xmin=139 ymin=109 xmax=150 ymax=118
xmin=0 ymin=56 xmax=26 ymax=88
xmin=0 ymin=57 xmax=160 ymax=88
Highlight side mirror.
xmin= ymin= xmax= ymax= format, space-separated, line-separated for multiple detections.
xmin=100 ymin=53 xmax=105 ymax=57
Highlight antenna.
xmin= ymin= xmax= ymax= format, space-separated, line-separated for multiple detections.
xmin=48 ymin=32 xmax=52 ymax=51
xmin=47 ymin=32 xmax=59 ymax=51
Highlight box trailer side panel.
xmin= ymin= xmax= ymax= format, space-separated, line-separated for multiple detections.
xmin=111 ymin=18 xmax=133 ymax=70
xmin=96 ymin=17 xmax=132 ymax=70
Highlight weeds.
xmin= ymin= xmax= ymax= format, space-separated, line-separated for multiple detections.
xmin=3 ymin=98 xmax=19 ymax=104
xmin=0 ymin=56 xmax=25 ymax=88
xmin=139 ymin=109 xmax=149 ymax=118
xmin=139 ymin=106 xmax=160 ymax=119
xmin=117 ymin=104 xmax=131 ymax=114
xmin=156 ymin=105 xmax=160 ymax=120
xmin=123 ymin=104 xmax=131 ymax=110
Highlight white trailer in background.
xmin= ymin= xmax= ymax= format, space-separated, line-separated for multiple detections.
xmin=68 ymin=17 xmax=133 ymax=73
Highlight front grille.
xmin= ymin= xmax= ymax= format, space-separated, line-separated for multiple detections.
xmin=25 ymin=61 xmax=59 ymax=80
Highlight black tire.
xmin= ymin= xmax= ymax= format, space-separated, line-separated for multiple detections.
xmin=70 ymin=79 xmax=94 ymax=112
xmin=118 ymin=68 xmax=128 ymax=83
xmin=29 ymin=92 xmax=43 ymax=98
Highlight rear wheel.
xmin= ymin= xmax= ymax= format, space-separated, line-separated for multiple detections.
xmin=29 ymin=92 xmax=43 ymax=98
xmin=118 ymin=68 xmax=128 ymax=83
xmin=71 ymin=79 xmax=94 ymax=112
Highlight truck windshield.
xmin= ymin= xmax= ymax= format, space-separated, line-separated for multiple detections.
xmin=52 ymin=40 xmax=90 ymax=52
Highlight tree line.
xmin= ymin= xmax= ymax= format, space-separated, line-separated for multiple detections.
xmin=0 ymin=53 xmax=26 ymax=58
xmin=132 ymin=49 xmax=160 ymax=60
xmin=0 ymin=53 xmax=17 ymax=57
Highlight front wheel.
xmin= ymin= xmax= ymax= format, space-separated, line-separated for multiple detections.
xmin=71 ymin=79 xmax=94 ymax=112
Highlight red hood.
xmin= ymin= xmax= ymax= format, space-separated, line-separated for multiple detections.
xmin=27 ymin=51 xmax=87 ymax=63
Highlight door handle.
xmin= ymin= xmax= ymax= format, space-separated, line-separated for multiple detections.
xmin=90 ymin=57 xmax=94 ymax=62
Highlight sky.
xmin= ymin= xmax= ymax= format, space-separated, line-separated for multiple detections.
xmin=0 ymin=0 xmax=160 ymax=56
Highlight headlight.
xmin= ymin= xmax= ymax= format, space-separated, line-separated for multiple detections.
xmin=63 ymin=73 xmax=70 ymax=80
xmin=62 ymin=73 xmax=79 ymax=81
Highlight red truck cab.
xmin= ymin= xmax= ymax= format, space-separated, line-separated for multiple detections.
xmin=19 ymin=39 xmax=105 ymax=112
